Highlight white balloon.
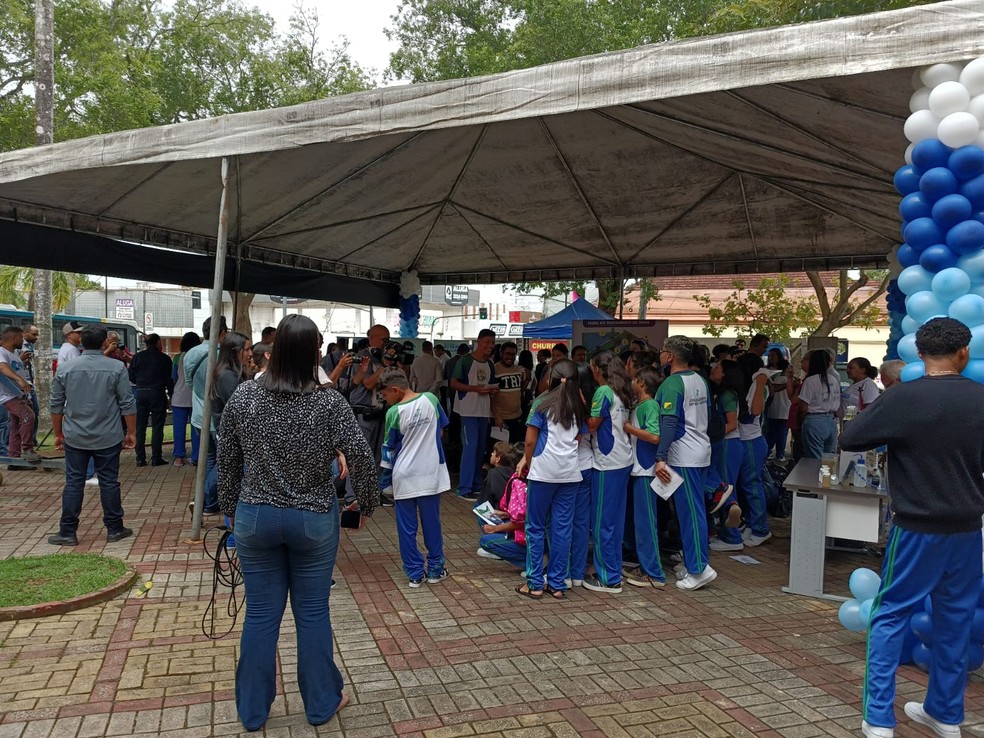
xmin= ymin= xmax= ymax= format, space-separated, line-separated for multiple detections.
xmin=976 ymin=129 xmax=984 ymax=149
xmin=929 ymin=81 xmax=972 ymax=117
xmin=904 ymin=109 xmax=941 ymax=144
xmin=960 ymin=57 xmax=984 ymax=97
xmin=910 ymin=87 xmax=931 ymax=113
xmin=912 ymin=68 xmax=927 ymax=91
xmin=938 ymin=111 xmax=981 ymax=148
xmin=904 ymin=142 xmax=915 ymax=165
xmin=901 ymin=315 xmax=919 ymax=335
xmin=922 ymin=63 xmax=964 ymax=88
xmin=968 ymin=94 xmax=984 ymax=123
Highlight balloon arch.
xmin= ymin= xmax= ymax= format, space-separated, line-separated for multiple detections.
xmin=889 ymin=59 xmax=984 ymax=382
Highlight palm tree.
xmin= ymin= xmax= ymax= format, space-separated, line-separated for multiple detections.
xmin=0 ymin=266 xmax=100 ymax=312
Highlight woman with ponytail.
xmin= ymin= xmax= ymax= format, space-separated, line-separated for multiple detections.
xmin=516 ymin=358 xmax=586 ymax=600
xmin=846 ymin=357 xmax=880 ymax=411
xmin=583 ymin=351 xmax=634 ymax=594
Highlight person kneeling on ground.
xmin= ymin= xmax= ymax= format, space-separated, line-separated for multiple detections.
xmin=477 ymin=471 xmax=528 ymax=569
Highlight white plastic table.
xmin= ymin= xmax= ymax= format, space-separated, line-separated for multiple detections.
xmin=782 ymin=458 xmax=886 ymax=601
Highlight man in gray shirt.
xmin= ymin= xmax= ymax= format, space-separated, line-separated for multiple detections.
xmin=48 ymin=324 xmax=137 ymax=546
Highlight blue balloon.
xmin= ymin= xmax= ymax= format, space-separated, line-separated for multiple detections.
xmin=949 ymin=294 xmax=984 ymax=326
xmin=849 ymin=568 xmax=881 ymax=601
xmin=898 ymin=334 xmax=919 ymax=362
xmin=905 ymin=218 xmax=945 ymax=251
xmin=898 ymin=243 xmax=919 ymax=268
xmin=907 ymin=291 xmax=950 ymax=323
xmin=932 ymin=267 xmax=972 ymax=301
xmin=958 ymin=250 xmax=984 ymax=280
xmin=894 ymin=165 xmax=922 ymax=196
xmin=911 ymin=610 xmax=935 ymax=645
xmin=912 ymin=139 xmax=953 ymax=171
xmin=912 ymin=642 xmax=932 ymax=671
xmin=946 ymin=220 xmax=984 ymax=255
xmin=900 ymin=192 xmax=934 ymax=222
xmin=902 ymin=361 xmax=926 ymax=382
xmin=901 ymin=315 xmax=919 ymax=335
xmin=838 ymin=598 xmax=866 ymax=632
xmin=900 ymin=627 xmax=919 ymax=665
xmin=859 ymin=598 xmax=874 ymax=627
xmin=932 ymin=194 xmax=973 ymax=229
xmin=961 ymin=174 xmax=984 ymax=210
xmin=920 ymin=167 xmax=960 ymax=202
xmin=949 ymin=145 xmax=984 ymax=181
xmin=971 ymin=325 xmax=984 ymax=359
xmin=924 ymin=595 xmax=934 ymax=616
xmin=920 ymin=244 xmax=958 ymax=272
xmin=898 ymin=265 xmax=935 ymax=296
xmin=962 ymin=359 xmax=984 ymax=383
xmin=979 ymin=582 xmax=984 ymax=607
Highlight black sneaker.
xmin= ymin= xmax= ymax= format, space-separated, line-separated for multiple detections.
xmin=457 ymin=491 xmax=478 ymax=500
xmin=379 ymin=495 xmax=394 ymax=507
xmin=47 ymin=534 xmax=79 ymax=546
xmin=106 ymin=527 xmax=133 ymax=543
xmin=427 ymin=568 xmax=449 ymax=584
xmin=135 ymin=460 xmax=147 ymax=467
xmin=150 ymin=459 xmax=168 ymax=467
xmin=8 ymin=464 xmax=37 ymax=471
xmin=408 ymin=576 xmax=424 ymax=588
xmin=581 ymin=574 xmax=622 ymax=594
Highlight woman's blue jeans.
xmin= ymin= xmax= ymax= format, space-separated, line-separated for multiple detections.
xmin=801 ymin=414 xmax=838 ymax=460
xmin=233 ymin=502 xmax=343 ymax=731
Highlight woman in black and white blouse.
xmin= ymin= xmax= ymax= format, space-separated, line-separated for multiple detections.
xmin=217 ymin=314 xmax=378 ymax=732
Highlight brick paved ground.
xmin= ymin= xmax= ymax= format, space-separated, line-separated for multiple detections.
xmin=1 ymin=455 xmax=982 ymax=737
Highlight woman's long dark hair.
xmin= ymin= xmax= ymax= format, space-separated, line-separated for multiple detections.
xmin=517 ymin=349 xmax=534 ymax=372
xmin=210 ymin=332 xmax=249 ymax=399
xmin=259 ymin=314 xmax=320 ymax=394
xmin=537 ymin=359 xmax=586 ymax=430
xmin=849 ymin=357 xmax=878 ymax=380
xmin=807 ymin=349 xmax=833 ymax=395
xmin=591 ymin=350 xmax=633 ymax=409
xmin=715 ymin=358 xmax=747 ymax=415
xmin=179 ymin=331 xmax=201 ymax=354
xmin=576 ymin=362 xmax=597 ymax=416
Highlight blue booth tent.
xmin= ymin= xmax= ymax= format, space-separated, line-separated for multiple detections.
xmin=522 ymin=300 xmax=614 ymax=340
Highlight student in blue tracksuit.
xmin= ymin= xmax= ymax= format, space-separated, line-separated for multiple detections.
xmin=568 ymin=363 xmax=597 ymax=588
xmin=582 ymin=351 xmax=634 ymax=594
xmin=516 ymin=358 xmax=585 ymax=600
xmin=621 ymin=367 xmax=666 ymax=588
xmin=733 ymin=352 xmax=772 ymax=549
xmin=841 ymin=318 xmax=984 ymax=738
xmin=450 ymin=329 xmax=497 ymax=499
xmin=654 ymin=336 xmax=715 ymax=592
xmin=707 ymin=359 xmax=743 ymax=552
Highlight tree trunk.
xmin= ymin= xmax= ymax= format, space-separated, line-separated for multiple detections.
xmin=33 ymin=0 xmax=55 ymax=436
xmin=234 ymin=292 xmax=255 ymax=339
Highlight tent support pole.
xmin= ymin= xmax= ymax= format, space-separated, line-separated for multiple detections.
xmin=190 ymin=157 xmax=231 ymax=542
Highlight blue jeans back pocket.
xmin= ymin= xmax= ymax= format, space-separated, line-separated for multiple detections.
xmin=234 ymin=502 xmax=259 ymax=538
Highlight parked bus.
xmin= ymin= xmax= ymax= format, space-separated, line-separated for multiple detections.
xmin=0 ymin=306 xmax=143 ymax=353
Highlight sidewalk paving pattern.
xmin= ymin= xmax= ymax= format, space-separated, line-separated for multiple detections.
xmin=1 ymin=457 xmax=982 ymax=737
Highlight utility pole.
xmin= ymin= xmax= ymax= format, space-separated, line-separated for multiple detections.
xmin=33 ymin=0 xmax=55 ymax=435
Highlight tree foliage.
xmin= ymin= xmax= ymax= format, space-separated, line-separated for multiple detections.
xmin=0 ymin=266 xmax=100 ymax=311
xmin=0 ymin=0 xmax=373 ymax=150
xmin=694 ymin=271 xmax=888 ymax=343
xmin=509 ymin=278 xmax=658 ymax=316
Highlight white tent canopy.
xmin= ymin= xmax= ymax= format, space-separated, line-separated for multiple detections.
xmin=1 ymin=0 xmax=983 ymax=287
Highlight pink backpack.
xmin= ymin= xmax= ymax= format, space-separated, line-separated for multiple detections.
xmin=498 ymin=474 xmax=528 ymax=546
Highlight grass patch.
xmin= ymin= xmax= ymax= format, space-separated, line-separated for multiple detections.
xmin=0 ymin=554 xmax=128 ymax=608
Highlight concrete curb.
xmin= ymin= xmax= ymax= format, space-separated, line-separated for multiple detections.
xmin=0 ymin=564 xmax=139 ymax=621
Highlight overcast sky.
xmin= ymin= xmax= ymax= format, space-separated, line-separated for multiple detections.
xmin=252 ymin=0 xmax=402 ymax=82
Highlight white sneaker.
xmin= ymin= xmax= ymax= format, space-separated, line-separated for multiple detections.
xmin=743 ymin=529 xmax=772 ymax=547
xmin=709 ymin=539 xmax=744 ymax=552
xmin=476 ymin=547 xmax=502 ymax=560
xmin=563 ymin=578 xmax=584 ymax=588
xmin=903 ymin=702 xmax=961 ymax=737
xmin=675 ymin=565 xmax=717 ymax=591
xmin=85 ymin=477 xmax=99 ymax=487
xmin=673 ymin=562 xmax=688 ymax=580
xmin=862 ymin=721 xmax=894 ymax=738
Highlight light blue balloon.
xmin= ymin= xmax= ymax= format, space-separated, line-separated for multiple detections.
xmin=906 ymin=290 xmax=950 ymax=324
xmin=932 ymin=267 xmax=972 ymax=301
xmin=958 ymin=250 xmax=984 ymax=280
xmin=963 ymin=359 xmax=984 ymax=383
xmin=902 ymin=361 xmax=926 ymax=382
xmin=898 ymin=333 xmax=919 ymax=362
xmin=971 ymin=325 xmax=984 ymax=359
xmin=901 ymin=315 xmax=919 ymax=335
xmin=849 ymin=568 xmax=882 ymax=601
xmin=949 ymin=294 xmax=984 ymax=326
xmin=838 ymin=599 xmax=866 ymax=632
xmin=898 ymin=265 xmax=935 ymax=296
xmin=859 ymin=598 xmax=874 ymax=627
